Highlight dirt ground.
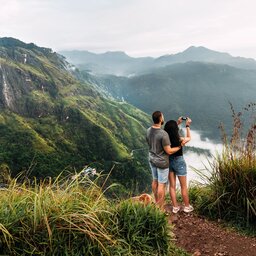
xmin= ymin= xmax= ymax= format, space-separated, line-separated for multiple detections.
xmin=164 ymin=204 xmax=256 ymax=256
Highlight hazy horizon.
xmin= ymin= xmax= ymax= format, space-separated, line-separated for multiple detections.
xmin=58 ymin=45 xmax=256 ymax=60
xmin=1 ymin=0 xmax=256 ymax=58
xmin=2 ymin=36 xmax=250 ymax=60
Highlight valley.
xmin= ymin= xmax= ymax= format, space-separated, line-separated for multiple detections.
xmin=66 ymin=48 xmax=256 ymax=141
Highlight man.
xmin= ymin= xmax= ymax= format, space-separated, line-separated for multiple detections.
xmin=146 ymin=111 xmax=181 ymax=210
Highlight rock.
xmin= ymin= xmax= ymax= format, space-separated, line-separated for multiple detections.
xmin=192 ymin=249 xmax=201 ymax=256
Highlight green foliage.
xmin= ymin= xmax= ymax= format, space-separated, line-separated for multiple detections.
xmin=190 ymin=104 xmax=256 ymax=233
xmin=0 ymin=174 xmax=186 ymax=256
xmin=0 ymin=108 xmax=151 ymax=192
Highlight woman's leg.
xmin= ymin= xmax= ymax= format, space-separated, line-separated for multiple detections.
xmin=178 ymin=175 xmax=190 ymax=207
xmin=169 ymin=171 xmax=178 ymax=207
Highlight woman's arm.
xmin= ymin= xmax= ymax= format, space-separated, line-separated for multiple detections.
xmin=181 ymin=118 xmax=192 ymax=146
xmin=177 ymin=116 xmax=183 ymax=126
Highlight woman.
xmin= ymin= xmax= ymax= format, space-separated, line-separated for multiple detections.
xmin=164 ymin=117 xmax=194 ymax=213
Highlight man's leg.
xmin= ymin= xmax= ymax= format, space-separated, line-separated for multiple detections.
xmin=156 ymin=182 xmax=166 ymax=210
xmin=149 ymin=163 xmax=158 ymax=203
xmin=156 ymin=167 xmax=169 ymax=210
xmin=152 ymin=180 xmax=158 ymax=203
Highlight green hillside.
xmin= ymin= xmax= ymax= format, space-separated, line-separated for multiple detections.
xmin=0 ymin=38 xmax=151 ymax=192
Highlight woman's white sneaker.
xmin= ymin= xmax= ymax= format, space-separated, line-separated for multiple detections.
xmin=183 ymin=205 xmax=194 ymax=213
xmin=172 ymin=206 xmax=180 ymax=214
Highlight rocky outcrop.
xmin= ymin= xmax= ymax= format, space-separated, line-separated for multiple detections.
xmin=0 ymin=37 xmax=73 ymax=114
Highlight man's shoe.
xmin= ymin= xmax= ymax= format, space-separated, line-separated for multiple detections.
xmin=172 ymin=206 xmax=180 ymax=214
xmin=183 ymin=205 xmax=194 ymax=213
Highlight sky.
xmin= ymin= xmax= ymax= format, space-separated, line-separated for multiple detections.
xmin=1 ymin=0 xmax=256 ymax=58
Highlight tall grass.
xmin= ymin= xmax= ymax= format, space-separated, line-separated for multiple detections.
xmin=0 ymin=171 xmax=186 ymax=255
xmin=190 ymin=103 xmax=256 ymax=232
xmin=0 ymin=172 xmax=114 ymax=255
xmin=114 ymin=201 xmax=170 ymax=255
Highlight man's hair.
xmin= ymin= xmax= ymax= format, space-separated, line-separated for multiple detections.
xmin=152 ymin=111 xmax=162 ymax=124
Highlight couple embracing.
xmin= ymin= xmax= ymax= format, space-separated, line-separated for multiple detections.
xmin=146 ymin=111 xmax=194 ymax=214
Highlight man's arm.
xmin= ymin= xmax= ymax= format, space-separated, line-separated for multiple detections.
xmin=164 ymin=145 xmax=181 ymax=155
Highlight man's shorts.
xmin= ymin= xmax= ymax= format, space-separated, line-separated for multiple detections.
xmin=169 ymin=156 xmax=187 ymax=176
xmin=149 ymin=162 xmax=169 ymax=184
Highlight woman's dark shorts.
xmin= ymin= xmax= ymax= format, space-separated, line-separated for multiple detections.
xmin=169 ymin=155 xmax=187 ymax=176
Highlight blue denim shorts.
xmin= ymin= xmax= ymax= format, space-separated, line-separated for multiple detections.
xmin=169 ymin=156 xmax=187 ymax=176
xmin=149 ymin=162 xmax=169 ymax=184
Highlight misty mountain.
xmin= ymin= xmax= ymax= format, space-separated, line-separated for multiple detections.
xmin=59 ymin=50 xmax=154 ymax=76
xmin=78 ymin=62 xmax=256 ymax=140
xmin=155 ymin=46 xmax=256 ymax=70
xmin=60 ymin=46 xmax=256 ymax=76
xmin=0 ymin=37 xmax=151 ymax=191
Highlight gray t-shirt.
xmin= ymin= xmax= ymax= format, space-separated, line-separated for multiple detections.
xmin=146 ymin=127 xmax=171 ymax=169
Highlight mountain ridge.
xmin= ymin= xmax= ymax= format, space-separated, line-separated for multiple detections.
xmin=60 ymin=46 xmax=256 ymax=76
